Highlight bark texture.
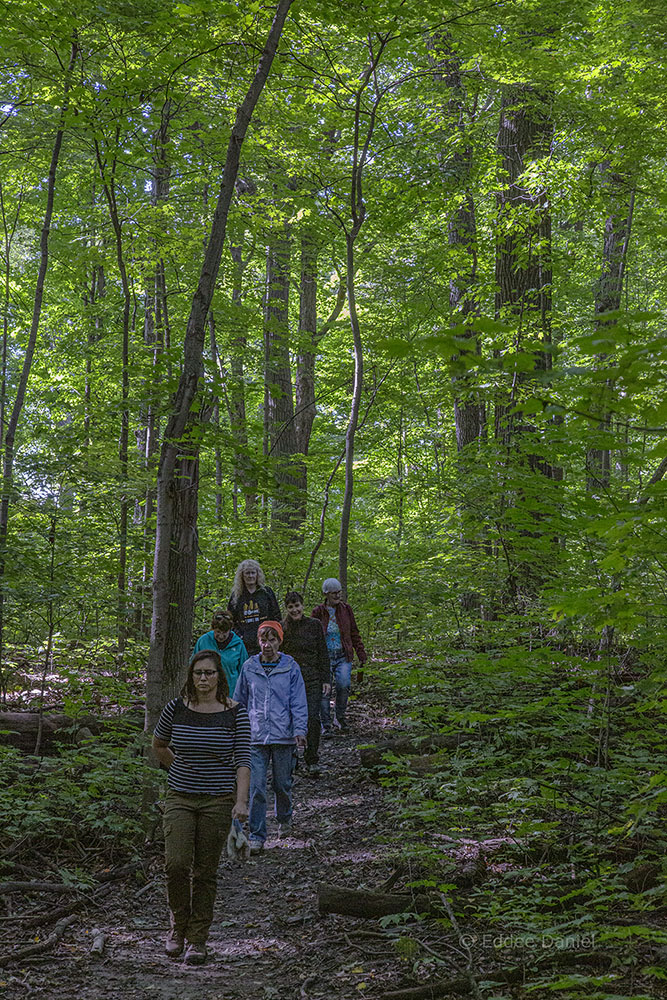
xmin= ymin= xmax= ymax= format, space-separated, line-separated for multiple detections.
xmin=428 ymin=32 xmax=484 ymax=451
xmin=317 ymin=884 xmax=432 ymax=918
xmin=263 ymin=223 xmax=300 ymax=529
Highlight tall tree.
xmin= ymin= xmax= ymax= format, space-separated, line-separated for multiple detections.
xmin=93 ymin=134 xmax=133 ymax=660
xmin=228 ymin=210 xmax=258 ymax=517
xmin=427 ymin=32 xmax=484 ymax=452
xmin=494 ymin=84 xmax=553 ymax=444
xmin=263 ymin=220 xmax=300 ymax=528
xmin=493 ymin=82 xmax=556 ymax=596
xmin=133 ymin=99 xmax=174 ymax=635
xmin=586 ymin=168 xmax=635 ymax=493
xmin=336 ymin=32 xmax=394 ymax=594
xmin=294 ymin=232 xmax=346 ymax=524
xmin=145 ymin=0 xmax=294 ymax=730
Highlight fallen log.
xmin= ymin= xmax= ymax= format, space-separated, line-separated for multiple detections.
xmin=359 ymin=733 xmax=476 ymax=770
xmin=0 ymin=711 xmax=99 ymax=754
xmin=317 ymin=884 xmax=432 ymax=918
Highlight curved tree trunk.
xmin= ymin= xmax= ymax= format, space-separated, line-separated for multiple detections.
xmin=145 ymin=0 xmax=294 ymax=732
xmin=338 ymin=232 xmax=364 ymax=595
xmin=337 ymin=34 xmax=393 ymax=593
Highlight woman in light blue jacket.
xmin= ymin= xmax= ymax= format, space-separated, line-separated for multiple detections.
xmin=233 ymin=620 xmax=308 ymax=854
xmin=192 ymin=609 xmax=248 ymax=692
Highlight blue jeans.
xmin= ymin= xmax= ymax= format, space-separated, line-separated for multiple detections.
xmin=320 ymin=658 xmax=352 ymax=727
xmin=304 ymin=684 xmax=322 ymax=764
xmin=249 ymin=744 xmax=294 ymax=843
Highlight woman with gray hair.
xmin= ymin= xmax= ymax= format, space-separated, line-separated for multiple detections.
xmin=312 ymin=578 xmax=367 ymax=734
xmin=227 ymin=559 xmax=280 ymax=656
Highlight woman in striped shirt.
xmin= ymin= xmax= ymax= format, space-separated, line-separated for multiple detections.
xmin=153 ymin=649 xmax=251 ymax=965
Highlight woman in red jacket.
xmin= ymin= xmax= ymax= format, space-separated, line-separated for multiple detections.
xmin=311 ymin=578 xmax=366 ymax=733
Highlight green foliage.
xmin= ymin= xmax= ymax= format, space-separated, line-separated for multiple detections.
xmin=371 ymin=644 xmax=667 ymax=997
xmin=0 ymin=732 xmax=150 ymax=857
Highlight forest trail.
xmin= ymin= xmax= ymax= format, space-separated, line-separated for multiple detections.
xmin=3 ymin=693 xmax=409 ymax=1000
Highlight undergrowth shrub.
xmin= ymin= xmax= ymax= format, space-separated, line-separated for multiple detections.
xmin=0 ymin=730 xmax=150 ymax=860
xmin=370 ymin=646 xmax=667 ymax=998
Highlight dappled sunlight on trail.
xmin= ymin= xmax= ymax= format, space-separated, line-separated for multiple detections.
xmin=4 ymin=690 xmax=406 ymax=1000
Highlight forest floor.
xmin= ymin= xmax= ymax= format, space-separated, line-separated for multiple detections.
xmin=1 ymin=689 xmax=440 ymax=1000
xmin=3 ymin=664 xmax=666 ymax=1000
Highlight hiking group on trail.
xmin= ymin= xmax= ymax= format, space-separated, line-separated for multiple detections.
xmin=151 ymin=560 xmax=368 ymax=966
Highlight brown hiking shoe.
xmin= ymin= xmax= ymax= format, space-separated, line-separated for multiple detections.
xmin=184 ymin=942 xmax=207 ymax=965
xmin=165 ymin=929 xmax=184 ymax=958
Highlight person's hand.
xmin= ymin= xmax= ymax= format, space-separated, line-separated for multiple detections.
xmin=296 ymin=735 xmax=306 ymax=748
xmin=322 ymin=683 xmax=331 ymax=696
xmin=232 ymin=800 xmax=249 ymax=822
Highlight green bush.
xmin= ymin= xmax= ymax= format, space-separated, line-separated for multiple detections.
xmin=0 ymin=732 xmax=151 ymax=858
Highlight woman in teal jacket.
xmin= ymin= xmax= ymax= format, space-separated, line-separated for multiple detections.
xmin=192 ymin=609 xmax=248 ymax=692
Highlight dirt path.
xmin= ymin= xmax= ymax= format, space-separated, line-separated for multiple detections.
xmin=3 ymin=698 xmax=410 ymax=1000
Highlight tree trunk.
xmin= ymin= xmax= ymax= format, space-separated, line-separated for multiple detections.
xmin=294 ymin=232 xmax=317 ymax=458
xmin=294 ymin=239 xmax=347 ymax=536
xmin=290 ymin=231 xmax=317 ymax=526
xmin=338 ymin=230 xmax=364 ymax=595
xmin=493 ymin=83 xmax=556 ymax=594
xmin=93 ymin=138 xmax=132 ymax=662
xmin=83 ymin=264 xmax=105 ymax=450
xmin=427 ymin=32 xmax=484 ymax=451
xmin=0 ymin=711 xmax=99 ymax=754
xmin=159 ymin=439 xmax=202 ymax=701
xmin=228 ymin=218 xmax=257 ymax=516
xmin=359 ymin=732 xmax=476 ymax=769
xmin=208 ymin=312 xmax=225 ymax=522
xmin=495 ymin=84 xmax=553 ymax=419
xmin=586 ymin=173 xmax=634 ymax=493
xmin=428 ymin=34 xmax=486 ymax=609
xmin=145 ymin=0 xmax=294 ymax=732
xmin=264 ymin=222 xmax=300 ymax=529
xmin=337 ymin=37 xmax=392 ymax=593
xmin=0 ymin=179 xmax=26 ymax=450
xmin=133 ymin=102 xmax=173 ymax=637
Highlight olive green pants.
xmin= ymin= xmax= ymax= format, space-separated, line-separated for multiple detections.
xmin=163 ymin=789 xmax=233 ymax=945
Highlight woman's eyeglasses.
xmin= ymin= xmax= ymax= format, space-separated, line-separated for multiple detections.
xmin=193 ymin=669 xmax=218 ymax=678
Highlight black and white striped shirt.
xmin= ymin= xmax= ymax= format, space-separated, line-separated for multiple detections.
xmin=154 ymin=698 xmax=252 ymax=795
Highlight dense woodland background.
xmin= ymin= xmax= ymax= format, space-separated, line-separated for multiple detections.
xmin=2 ymin=1 xmax=667 ymax=995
